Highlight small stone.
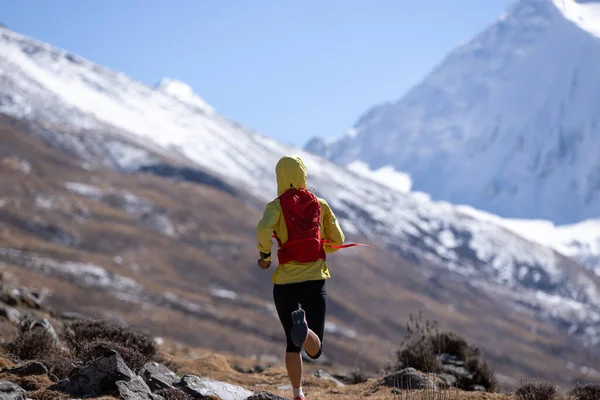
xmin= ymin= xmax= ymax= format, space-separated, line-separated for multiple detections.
xmin=139 ymin=362 xmax=180 ymax=391
xmin=177 ymin=374 xmax=254 ymax=400
xmin=0 ymin=380 xmax=27 ymax=400
xmin=245 ymin=392 xmax=290 ymax=400
xmin=117 ymin=376 xmax=164 ymax=399
xmin=378 ymin=368 xmax=437 ymax=390
xmin=0 ymin=306 xmax=20 ymax=324
xmin=314 ymin=369 xmax=345 ymax=387
xmin=469 ymin=384 xmax=486 ymax=392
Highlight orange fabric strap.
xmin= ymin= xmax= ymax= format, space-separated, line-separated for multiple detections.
xmin=271 ymin=234 xmax=374 ymax=249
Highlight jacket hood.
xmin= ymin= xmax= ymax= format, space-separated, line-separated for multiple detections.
xmin=276 ymin=156 xmax=307 ymax=196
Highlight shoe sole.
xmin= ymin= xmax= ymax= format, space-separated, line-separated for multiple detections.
xmin=291 ymin=309 xmax=308 ymax=348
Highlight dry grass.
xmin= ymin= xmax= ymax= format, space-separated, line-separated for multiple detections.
xmin=569 ymin=384 xmax=600 ymax=400
xmin=393 ymin=313 xmax=496 ymax=391
xmin=0 ymin=372 xmax=53 ymax=391
xmin=515 ymin=381 xmax=559 ymax=400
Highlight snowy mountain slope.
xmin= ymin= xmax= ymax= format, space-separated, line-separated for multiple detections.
xmin=458 ymin=206 xmax=600 ymax=275
xmin=1 ymin=25 xmax=600 ymax=345
xmin=307 ymin=0 xmax=600 ymax=225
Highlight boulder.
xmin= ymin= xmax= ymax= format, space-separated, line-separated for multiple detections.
xmin=51 ymin=350 xmax=161 ymax=399
xmin=177 ymin=374 xmax=253 ymax=400
xmin=0 ymin=380 xmax=27 ymax=400
xmin=3 ymin=361 xmax=48 ymax=376
xmin=139 ymin=362 xmax=180 ymax=391
xmin=378 ymin=368 xmax=437 ymax=390
xmin=314 ymin=369 xmax=345 ymax=387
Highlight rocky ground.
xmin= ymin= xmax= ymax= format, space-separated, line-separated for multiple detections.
xmin=0 ymin=278 xmax=598 ymax=400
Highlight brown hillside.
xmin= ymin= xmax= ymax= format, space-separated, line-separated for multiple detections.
xmin=0 ymin=114 xmax=597 ymax=388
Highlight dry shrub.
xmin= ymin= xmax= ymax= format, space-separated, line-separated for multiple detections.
xmin=392 ymin=387 xmax=461 ymax=400
xmin=63 ymin=318 xmax=156 ymax=371
xmin=4 ymin=318 xmax=75 ymax=379
xmin=515 ymin=380 xmax=558 ymax=400
xmin=76 ymin=338 xmax=148 ymax=372
xmin=5 ymin=325 xmax=55 ymax=361
xmin=344 ymin=367 xmax=369 ymax=384
xmin=155 ymin=387 xmax=194 ymax=400
xmin=569 ymin=384 xmax=600 ymax=400
xmin=393 ymin=313 xmax=496 ymax=392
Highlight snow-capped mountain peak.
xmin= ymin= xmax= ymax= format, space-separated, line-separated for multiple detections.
xmin=156 ymin=78 xmax=215 ymax=114
xmin=554 ymin=0 xmax=600 ymax=37
xmin=306 ymin=0 xmax=600 ymax=225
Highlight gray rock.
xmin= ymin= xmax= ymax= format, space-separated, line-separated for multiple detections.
xmin=53 ymin=349 xmax=158 ymax=399
xmin=314 ymin=369 xmax=345 ymax=387
xmin=441 ymin=363 xmax=474 ymax=379
xmin=245 ymin=392 xmax=290 ymax=400
xmin=117 ymin=375 xmax=165 ymax=399
xmin=0 ymin=306 xmax=20 ymax=324
xmin=177 ymin=374 xmax=253 ymax=400
xmin=0 ymin=380 xmax=27 ymax=400
xmin=3 ymin=361 xmax=48 ymax=376
xmin=434 ymin=372 xmax=457 ymax=388
xmin=469 ymin=385 xmax=486 ymax=392
xmin=139 ymin=362 xmax=180 ymax=391
xmin=378 ymin=368 xmax=437 ymax=390
xmin=20 ymin=317 xmax=59 ymax=344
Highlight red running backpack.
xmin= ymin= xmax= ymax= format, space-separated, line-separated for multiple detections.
xmin=274 ymin=189 xmax=326 ymax=265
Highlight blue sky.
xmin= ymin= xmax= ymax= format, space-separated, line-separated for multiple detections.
xmin=0 ymin=0 xmax=512 ymax=146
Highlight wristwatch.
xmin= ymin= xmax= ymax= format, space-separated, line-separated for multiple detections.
xmin=260 ymin=252 xmax=271 ymax=261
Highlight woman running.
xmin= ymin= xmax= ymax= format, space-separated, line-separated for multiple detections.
xmin=256 ymin=155 xmax=345 ymax=400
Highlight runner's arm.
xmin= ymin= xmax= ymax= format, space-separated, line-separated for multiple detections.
xmin=321 ymin=201 xmax=345 ymax=254
xmin=257 ymin=201 xmax=280 ymax=260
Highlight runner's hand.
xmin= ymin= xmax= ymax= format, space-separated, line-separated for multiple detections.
xmin=257 ymin=259 xmax=271 ymax=270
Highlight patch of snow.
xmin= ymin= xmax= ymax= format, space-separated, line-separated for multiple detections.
xmin=2 ymin=157 xmax=31 ymax=174
xmin=156 ymin=78 xmax=215 ymax=114
xmin=210 ymin=286 xmax=238 ymax=300
xmin=0 ymin=248 xmax=142 ymax=293
xmin=144 ymin=213 xmax=176 ymax=238
xmin=345 ymin=128 xmax=359 ymax=138
xmin=457 ymin=204 xmax=600 ymax=272
xmin=346 ymin=161 xmax=412 ymax=193
xmin=105 ymin=141 xmax=154 ymax=170
xmin=120 ymin=191 xmax=154 ymax=215
xmin=65 ymin=182 xmax=103 ymax=199
xmin=35 ymin=196 xmax=54 ymax=209
xmin=325 ymin=321 xmax=357 ymax=339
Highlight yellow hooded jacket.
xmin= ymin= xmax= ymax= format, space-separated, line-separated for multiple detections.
xmin=257 ymin=156 xmax=345 ymax=285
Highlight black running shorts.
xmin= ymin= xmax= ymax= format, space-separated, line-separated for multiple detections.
xmin=273 ymin=279 xmax=327 ymax=358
